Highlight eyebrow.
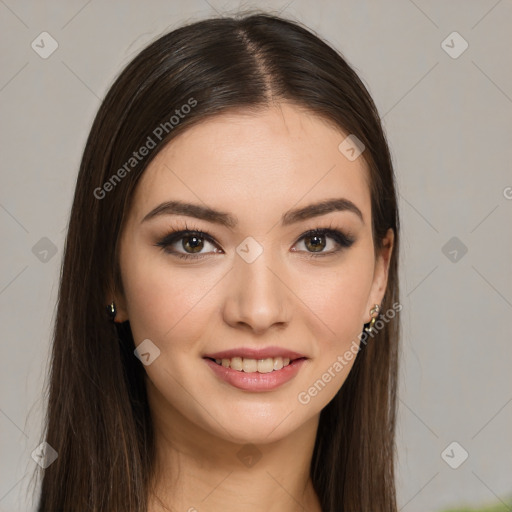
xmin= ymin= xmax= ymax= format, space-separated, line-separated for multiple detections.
xmin=141 ymin=198 xmax=364 ymax=227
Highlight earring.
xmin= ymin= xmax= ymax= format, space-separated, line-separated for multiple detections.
xmin=106 ymin=301 xmax=116 ymax=321
xmin=364 ymin=304 xmax=380 ymax=333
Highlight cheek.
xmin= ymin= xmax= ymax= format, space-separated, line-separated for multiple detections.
xmin=292 ymin=253 xmax=374 ymax=407
xmin=300 ymin=252 xmax=375 ymax=341
xmin=120 ymin=246 xmax=219 ymax=344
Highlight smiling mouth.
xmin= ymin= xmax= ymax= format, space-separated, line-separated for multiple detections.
xmin=204 ymin=356 xmax=306 ymax=373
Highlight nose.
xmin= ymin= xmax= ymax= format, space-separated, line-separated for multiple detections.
xmin=222 ymin=248 xmax=291 ymax=334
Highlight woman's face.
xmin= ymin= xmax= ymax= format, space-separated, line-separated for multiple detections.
xmin=115 ymin=102 xmax=393 ymax=444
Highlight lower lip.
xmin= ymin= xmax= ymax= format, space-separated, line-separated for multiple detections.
xmin=203 ymin=357 xmax=307 ymax=392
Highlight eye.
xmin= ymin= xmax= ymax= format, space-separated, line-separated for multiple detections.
xmin=155 ymin=228 xmax=221 ymax=260
xmin=291 ymin=228 xmax=355 ymax=257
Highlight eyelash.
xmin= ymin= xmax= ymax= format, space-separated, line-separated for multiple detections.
xmin=154 ymin=221 xmax=355 ymax=260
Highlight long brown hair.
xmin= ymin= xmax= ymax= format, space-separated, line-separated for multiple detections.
xmin=32 ymin=10 xmax=400 ymax=511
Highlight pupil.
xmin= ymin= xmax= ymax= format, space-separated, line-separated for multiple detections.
xmin=307 ymin=235 xmax=325 ymax=252
xmin=184 ymin=236 xmax=203 ymax=253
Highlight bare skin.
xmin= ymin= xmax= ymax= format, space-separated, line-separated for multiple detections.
xmin=111 ymin=102 xmax=394 ymax=512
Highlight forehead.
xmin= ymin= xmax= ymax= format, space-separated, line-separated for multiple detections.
xmin=130 ymin=103 xmax=371 ymax=226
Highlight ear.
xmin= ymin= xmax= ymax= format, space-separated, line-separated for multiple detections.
xmin=364 ymin=228 xmax=394 ymax=322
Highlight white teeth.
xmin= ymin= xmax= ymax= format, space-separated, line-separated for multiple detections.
xmin=212 ymin=356 xmax=295 ymax=373
xmin=230 ymin=357 xmax=243 ymax=371
xmin=243 ymin=358 xmax=258 ymax=372
xmin=273 ymin=357 xmax=284 ymax=371
xmin=257 ymin=358 xmax=274 ymax=373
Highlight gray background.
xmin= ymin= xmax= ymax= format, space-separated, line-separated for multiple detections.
xmin=1 ymin=1 xmax=511 ymax=511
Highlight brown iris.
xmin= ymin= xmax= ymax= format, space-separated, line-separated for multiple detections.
xmin=182 ymin=235 xmax=204 ymax=253
xmin=304 ymin=234 xmax=326 ymax=252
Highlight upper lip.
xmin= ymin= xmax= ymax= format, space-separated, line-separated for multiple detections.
xmin=203 ymin=346 xmax=307 ymax=361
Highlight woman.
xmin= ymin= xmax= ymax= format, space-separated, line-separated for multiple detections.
xmin=33 ymin=11 xmax=401 ymax=512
